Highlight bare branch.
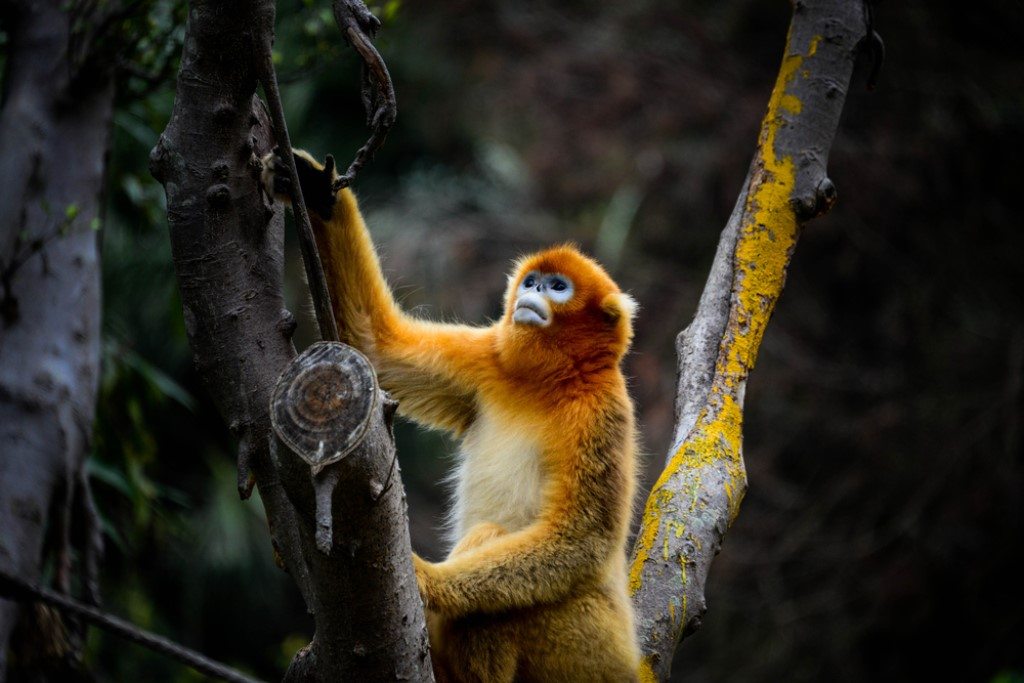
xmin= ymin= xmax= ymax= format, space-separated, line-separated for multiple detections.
xmin=255 ymin=0 xmax=396 ymax=343
xmin=331 ymin=0 xmax=397 ymax=190
xmin=629 ymin=2 xmax=873 ymax=679
xmin=0 ymin=571 xmax=264 ymax=683
xmin=256 ymin=32 xmax=340 ymax=343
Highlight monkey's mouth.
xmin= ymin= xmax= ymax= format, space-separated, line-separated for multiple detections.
xmin=513 ymin=299 xmax=549 ymax=327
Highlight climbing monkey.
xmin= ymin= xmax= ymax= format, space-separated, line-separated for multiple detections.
xmin=264 ymin=150 xmax=641 ymax=682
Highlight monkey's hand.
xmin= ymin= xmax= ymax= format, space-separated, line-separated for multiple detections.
xmin=261 ymin=148 xmax=339 ymax=221
xmin=414 ymin=524 xmax=508 ymax=613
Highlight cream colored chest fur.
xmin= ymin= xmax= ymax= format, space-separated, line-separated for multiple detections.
xmin=446 ymin=402 xmax=545 ymax=548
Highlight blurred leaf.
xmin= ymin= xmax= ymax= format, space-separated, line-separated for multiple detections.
xmin=123 ymin=174 xmax=147 ymax=206
xmin=990 ymin=672 xmax=1024 ymax=683
xmin=383 ymin=0 xmax=402 ymax=22
xmin=121 ymin=345 xmax=197 ymax=412
xmin=115 ymin=110 xmax=160 ymax=149
xmin=124 ymin=582 xmax=155 ymax=630
xmin=97 ymin=509 xmax=128 ymax=552
xmin=278 ymin=633 xmax=309 ymax=671
xmin=192 ymin=457 xmax=273 ymax=570
xmin=88 ymin=458 xmax=133 ymax=498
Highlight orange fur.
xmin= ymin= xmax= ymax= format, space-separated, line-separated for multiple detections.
xmin=265 ymin=150 xmax=641 ymax=682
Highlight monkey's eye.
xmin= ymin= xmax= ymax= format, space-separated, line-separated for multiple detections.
xmin=550 ymin=278 xmax=568 ymax=292
xmin=523 ymin=276 xmax=537 ymax=288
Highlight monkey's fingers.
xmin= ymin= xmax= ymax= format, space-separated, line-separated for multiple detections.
xmin=269 ymin=155 xmax=294 ymax=197
xmin=297 ymin=151 xmax=339 ymax=220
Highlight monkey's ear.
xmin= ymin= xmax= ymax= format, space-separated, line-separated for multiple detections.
xmin=601 ymin=292 xmax=638 ymax=324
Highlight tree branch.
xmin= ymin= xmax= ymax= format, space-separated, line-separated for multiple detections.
xmin=330 ymin=0 xmax=397 ymax=190
xmin=152 ymin=2 xmax=426 ymax=680
xmin=271 ymin=343 xmax=432 ymax=682
xmin=255 ymin=13 xmax=339 ymax=344
xmin=150 ymin=0 xmax=314 ymax=608
xmin=629 ymin=2 xmax=872 ymax=679
xmin=254 ymin=0 xmax=395 ymax=344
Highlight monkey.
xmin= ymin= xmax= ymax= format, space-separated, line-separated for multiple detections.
xmin=263 ymin=150 xmax=641 ymax=682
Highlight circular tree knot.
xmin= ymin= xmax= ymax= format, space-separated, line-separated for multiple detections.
xmin=271 ymin=341 xmax=378 ymax=474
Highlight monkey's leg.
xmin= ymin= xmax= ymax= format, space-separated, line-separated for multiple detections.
xmin=517 ymin=588 xmax=640 ymax=683
xmin=432 ymin=612 xmax=519 ymax=683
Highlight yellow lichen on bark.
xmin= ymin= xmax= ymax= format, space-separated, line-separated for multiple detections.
xmin=724 ymin=48 xmax=803 ymax=381
xmin=628 ymin=386 xmax=748 ymax=599
xmin=630 ymin=31 xmax=820 ymax=680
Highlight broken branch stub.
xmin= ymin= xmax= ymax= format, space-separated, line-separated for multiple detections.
xmin=271 ymin=342 xmax=377 ymax=475
xmin=269 ymin=342 xmax=433 ymax=681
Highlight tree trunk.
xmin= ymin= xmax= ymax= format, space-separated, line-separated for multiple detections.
xmin=628 ymin=1 xmax=871 ymax=680
xmin=149 ymin=0 xmax=314 ymax=608
xmin=151 ymin=2 xmax=431 ymax=679
xmin=0 ymin=0 xmax=113 ymax=674
xmin=273 ymin=343 xmax=431 ymax=682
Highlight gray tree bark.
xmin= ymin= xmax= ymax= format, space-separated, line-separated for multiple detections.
xmin=272 ymin=343 xmax=431 ymax=682
xmin=628 ymin=1 xmax=873 ymax=680
xmin=0 ymin=0 xmax=114 ymax=675
xmin=149 ymin=0 xmax=317 ymax=613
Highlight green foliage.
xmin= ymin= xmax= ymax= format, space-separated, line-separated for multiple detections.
xmin=991 ymin=673 xmax=1024 ymax=683
xmin=91 ymin=338 xmax=193 ymax=546
xmin=273 ymin=0 xmax=401 ymax=74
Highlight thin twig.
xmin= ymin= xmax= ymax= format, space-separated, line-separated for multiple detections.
xmin=331 ymin=20 xmax=397 ymax=189
xmin=0 ymin=569 xmax=265 ymax=683
xmin=257 ymin=42 xmax=340 ymax=342
xmin=255 ymin=0 xmax=397 ymax=341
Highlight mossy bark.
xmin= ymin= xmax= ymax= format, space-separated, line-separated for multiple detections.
xmin=628 ymin=2 xmax=872 ymax=680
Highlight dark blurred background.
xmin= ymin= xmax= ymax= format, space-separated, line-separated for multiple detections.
xmin=7 ymin=0 xmax=1023 ymax=680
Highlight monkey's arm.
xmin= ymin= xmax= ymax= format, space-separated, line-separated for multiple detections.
xmin=448 ymin=522 xmax=507 ymax=557
xmin=264 ymin=150 xmax=492 ymax=433
xmin=416 ymin=401 xmax=633 ymax=617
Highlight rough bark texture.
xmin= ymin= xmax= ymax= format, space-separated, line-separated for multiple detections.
xmin=628 ymin=2 xmax=870 ymax=680
xmin=0 ymin=0 xmax=112 ymax=674
xmin=151 ymin=1 xmax=429 ymax=679
xmin=273 ymin=343 xmax=431 ymax=682
xmin=150 ymin=0 xmax=319 ymax=607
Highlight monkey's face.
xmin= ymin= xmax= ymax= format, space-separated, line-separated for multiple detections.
xmin=511 ymin=271 xmax=574 ymax=328
xmin=504 ymin=245 xmax=637 ymax=361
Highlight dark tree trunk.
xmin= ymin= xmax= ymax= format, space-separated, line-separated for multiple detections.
xmin=273 ymin=343 xmax=431 ymax=682
xmin=0 ymin=0 xmax=112 ymax=675
xmin=151 ymin=2 xmax=431 ymax=679
xmin=149 ymin=0 xmax=313 ymax=604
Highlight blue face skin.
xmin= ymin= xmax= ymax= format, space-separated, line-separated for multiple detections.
xmin=512 ymin=271 xmax=575 ymax=327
